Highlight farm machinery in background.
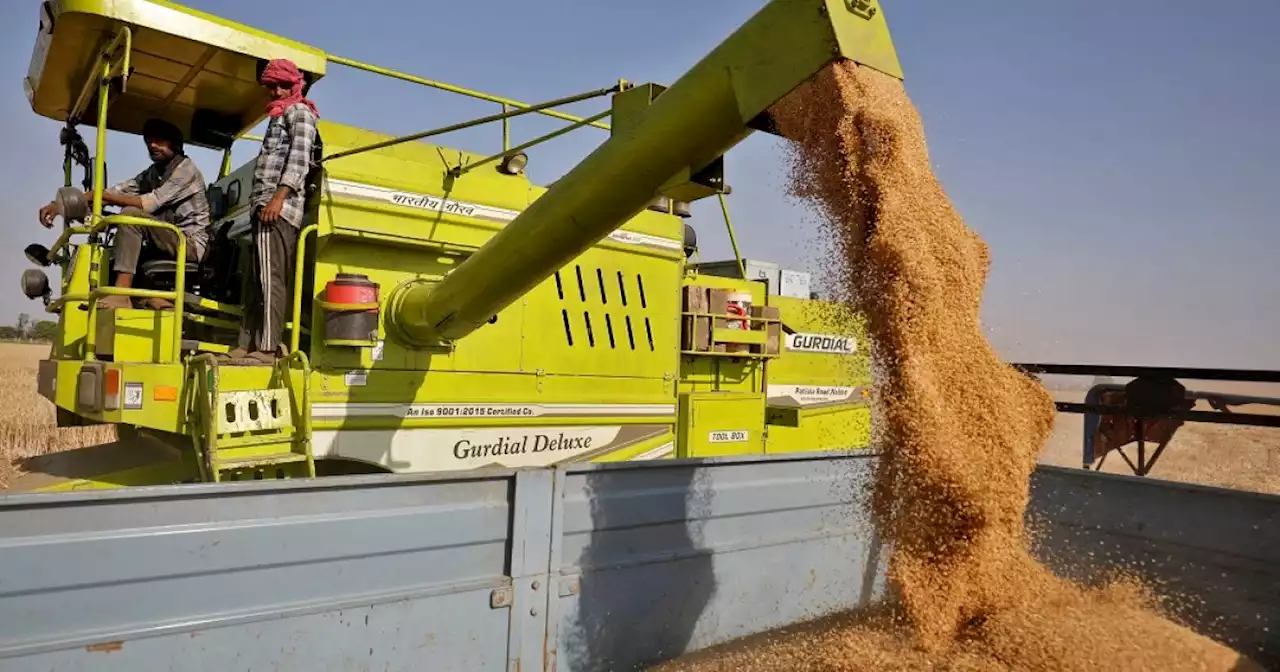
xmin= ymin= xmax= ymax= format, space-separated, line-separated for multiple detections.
xmin=9 ymin=0 xmax=898 ymax=492
xmin=1015 ymin=364 xmax=1280 ymax=476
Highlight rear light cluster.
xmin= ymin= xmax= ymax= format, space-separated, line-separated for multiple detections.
xmin=74 ymin=363 xmax=177 ymax=413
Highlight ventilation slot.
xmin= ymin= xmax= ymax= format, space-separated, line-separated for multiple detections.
xmin=617 ymin=271 xmax=629 ymax=306
xmin=555 ymin=268 xmax=654 ymax=352
xmin=561 ymin=309 xmax=574 ymax=346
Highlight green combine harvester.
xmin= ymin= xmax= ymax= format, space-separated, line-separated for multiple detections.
xmin=11 ymin=0 xmax=902 ymax=491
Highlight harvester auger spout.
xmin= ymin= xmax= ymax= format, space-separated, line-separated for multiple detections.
xmin=388 ymin=0 xmax=903 ymax=345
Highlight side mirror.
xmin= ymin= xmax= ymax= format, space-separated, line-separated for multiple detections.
xmin=206 ymin=183 xmax=228 ymax=220
xmin=21 ymin=269 xmax=51 ymax=302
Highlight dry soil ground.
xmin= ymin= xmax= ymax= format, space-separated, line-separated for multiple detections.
xmin=0 ymin=342 xmax=1276 ymax=494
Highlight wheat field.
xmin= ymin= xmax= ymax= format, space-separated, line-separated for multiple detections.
xmin=0 ymin=342 xmax=1276 ymax=493
xmin=0 ymin=342 xmax=116 ymax=487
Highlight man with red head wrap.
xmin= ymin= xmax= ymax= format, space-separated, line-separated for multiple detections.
xmin=227 ymin=58 xmax=321 ymax=365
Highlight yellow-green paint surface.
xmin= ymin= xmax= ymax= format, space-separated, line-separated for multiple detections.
xmin=18 ymin=0 xmax=902 ymax=491
xmin=677 ymin=392 xmax=767 ymax=458
xmin=764 ymin=296 xmax=872 ymax=453
xmin=26 ymin=0 xmax=326 ymax=146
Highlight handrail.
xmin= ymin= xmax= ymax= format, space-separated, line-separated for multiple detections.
xmin=185 ymin=353 xmax=220 ymax=482
xmin=322 ymin=85 xmax=620 ymax=164
xmin=52 ymin=25 xmax=135 ymax=336
xmin=47 ymin=293 xmax=90 ymax=311
xmin=290 ymin=224 xmax=319 ymax=353
xmin=226 ymin=61 xmax=620 ymax=173
xmin=328 ymin=55 xmax=613 ymax=131
xmin=83 ymin=214 xmax=187 ymax=363
xmin=450 ymin=109 xmax=611 ymax=178
xmin=48 ymin=225 xmax=94 ymax=258
xmin=276 ymin=349 xmax=315 ymax=478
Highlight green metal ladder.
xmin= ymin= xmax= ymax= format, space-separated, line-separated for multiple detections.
xmin=186 ymin=352 xmax=316 ymax=482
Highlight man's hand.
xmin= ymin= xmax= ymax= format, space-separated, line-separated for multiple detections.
xmin=37 ymin=201 xmax=58 ymax=229
xmin=260 ymin=189 xmax=288 ymax=224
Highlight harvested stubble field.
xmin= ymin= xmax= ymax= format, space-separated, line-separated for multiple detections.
xmin=0 ymin=342 xmax=116 ymax=488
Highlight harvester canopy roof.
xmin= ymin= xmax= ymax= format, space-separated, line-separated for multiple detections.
xmin=25 ymin=0 xmax=327 ymax=149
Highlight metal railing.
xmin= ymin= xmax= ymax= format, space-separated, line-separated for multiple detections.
xmin=290 ymin=224 xmax=319 ymax=353
xmin=328 ymin=54 xmax=613 ymax=150
xmin=321 ymin=84 xmax=620 ymax=165
xmin=225 ymin=55 xmax=618 ymax=166
xmin=82 ymin=214 xmax=189 ymax=363
xmin=52 ymin=39 xmax=631 ymax=365
xmin=46 ymin=27 xmax=178 ymax=362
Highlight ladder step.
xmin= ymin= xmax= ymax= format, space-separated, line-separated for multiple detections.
xmin=217 ymin=452 xmax=310 ymax=471
xmin=216 ymin=389 xmax=293 ymax=434
xmin=216 ymin=431 xmax=296 ymax=450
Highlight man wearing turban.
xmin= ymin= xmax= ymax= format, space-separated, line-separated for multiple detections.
xmin=227 ymin=58 xmax=321 ymax=365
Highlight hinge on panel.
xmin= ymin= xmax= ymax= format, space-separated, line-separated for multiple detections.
xmin=490 ymin=586 xmax=513 ymax=609
xmin=557 ymin=577 xmax=580 ymax=598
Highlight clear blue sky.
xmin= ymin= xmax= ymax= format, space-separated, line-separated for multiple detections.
xmin=0 ymin=1 xmax=1276 ymax=369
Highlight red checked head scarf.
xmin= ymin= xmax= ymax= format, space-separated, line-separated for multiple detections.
xmin=261 ymin=58 xmax=319 ymax=118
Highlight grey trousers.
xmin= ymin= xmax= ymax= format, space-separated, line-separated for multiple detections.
xmin=110 ymin=207 xmax=192 ymax=275
xmin=237 ymin=212 xmax=298 ymax=354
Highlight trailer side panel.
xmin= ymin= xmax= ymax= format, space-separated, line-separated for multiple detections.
xmin=1028 ymin=466 xmax=1280 ymax=668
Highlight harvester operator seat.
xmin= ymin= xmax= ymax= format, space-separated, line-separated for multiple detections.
xmin=138 ymin=183 xmax=229 ymax=298
xmin=138 ymin=258 xmax=201 ymax=291
xmin=196 ymin=215 xmax=244 ymax=305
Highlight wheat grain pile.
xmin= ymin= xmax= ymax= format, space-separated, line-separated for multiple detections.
xmin=654 ymin=61 xmax=1260 ymax=671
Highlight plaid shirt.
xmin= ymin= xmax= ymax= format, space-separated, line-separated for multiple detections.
xmin=251 ymin=102 xmax=319 ymax=228
xmin=110 ymin=154 xmax=212 ymax=259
